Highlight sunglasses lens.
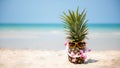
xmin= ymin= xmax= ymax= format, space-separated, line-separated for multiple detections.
xmin=69 ymin=42 xmax=75 ymax=46
xmin=78 ymin=42 xmax=82 ymax=46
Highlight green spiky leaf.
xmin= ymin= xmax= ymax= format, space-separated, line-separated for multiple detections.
xmin=61 ymin=7 xmax=88 ymax=42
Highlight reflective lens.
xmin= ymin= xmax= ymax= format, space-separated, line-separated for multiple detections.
xmin=78 ymin=42 xmax=82 ymax=46
xmin=69 ymin=42 xmax=75 ymax=46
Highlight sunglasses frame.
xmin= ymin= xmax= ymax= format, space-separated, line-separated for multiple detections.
xmin=69 ymin=41 xmax=86 ymax=49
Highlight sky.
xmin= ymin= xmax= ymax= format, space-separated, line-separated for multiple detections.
xmin=0 ymin=0 xmax=120 ymax=24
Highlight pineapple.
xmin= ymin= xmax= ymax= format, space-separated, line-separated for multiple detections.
xmin=61 ymin=7 xmax=88 ymax=64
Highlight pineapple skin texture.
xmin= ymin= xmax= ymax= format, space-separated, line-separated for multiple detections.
xmin=68 ymin=41 xmax=86 ymax=64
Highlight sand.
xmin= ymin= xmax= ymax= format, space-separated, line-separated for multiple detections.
xmin=0 ymin=49 xmax=120 ymax=68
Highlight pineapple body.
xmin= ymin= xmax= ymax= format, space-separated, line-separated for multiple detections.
xmin=68 ymin=41 xmax=86 ymax=64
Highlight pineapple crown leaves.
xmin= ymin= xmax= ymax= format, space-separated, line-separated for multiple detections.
xmin=61 ymin=7 xmax=88 ymax=42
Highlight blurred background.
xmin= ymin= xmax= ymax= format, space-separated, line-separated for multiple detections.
xmin=0 ymin=0 xmax=120 ymax=50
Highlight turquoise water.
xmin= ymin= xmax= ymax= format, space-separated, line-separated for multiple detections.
xmin=88 ymin=23 xmax=120 ymax=32
xmin=0 ymin=23 xmax=63 ymax=31
xmin=0 ymin=23 xmax=120 ymax=31
xmin=0 ymin=23 xmax=120 ymax=36
xmin=0 ymin=23 xmax=120 ymax=50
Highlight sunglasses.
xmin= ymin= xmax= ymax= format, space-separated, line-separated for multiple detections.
xmin=69 ymin=42 xmax=86 ymax=49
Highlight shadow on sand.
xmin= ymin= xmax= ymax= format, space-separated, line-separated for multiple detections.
xmin=84 ymin=59 xmax=98 ymax=64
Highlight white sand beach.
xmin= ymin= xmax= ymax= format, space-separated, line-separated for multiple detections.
xmin=0 ymin=49 xmax=120 ymax=68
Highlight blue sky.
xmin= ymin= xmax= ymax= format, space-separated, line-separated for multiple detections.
xmin=0 ymin=0 xmax=120 ymax=24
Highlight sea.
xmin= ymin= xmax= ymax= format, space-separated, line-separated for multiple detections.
xmin=0 ymin=23 xmax=120 ymax=50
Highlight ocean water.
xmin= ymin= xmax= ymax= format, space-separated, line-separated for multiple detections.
xmin=0 ymin=23 xmax=120 ymax=50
